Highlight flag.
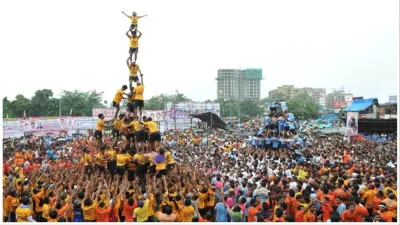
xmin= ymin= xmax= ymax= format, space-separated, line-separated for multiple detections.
xmin=6 ymin=113 xmax=8 ymax=118
xmin=23 ymin=110 xmax=26 ymax=119
xmin=69 ymin=109 xmax=73 ymax=115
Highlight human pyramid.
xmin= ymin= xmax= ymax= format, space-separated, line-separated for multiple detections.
xmin=93 ymin=11 xmax=165 ymax=172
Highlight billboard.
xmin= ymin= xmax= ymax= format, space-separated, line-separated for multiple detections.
xmin=346 ymin=112 xmax=358 ymax=136
xmin=333 ymin=101 xmax=342 ymax=109
xmin=3 ymin=117 xmax=97 ymax=133
xmin=344 ymin=94 xmax=353 ymax=103
xmin=165 ymin=102 xmax=221 ymax=119
xmin=92 ymin=108 xmax=167 ymax=121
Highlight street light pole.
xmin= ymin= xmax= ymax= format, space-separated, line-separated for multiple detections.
xmin=59 ymin=98 xmax=61 ymax=116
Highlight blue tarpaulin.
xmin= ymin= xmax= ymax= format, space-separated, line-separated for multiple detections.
xmin=344 ymin=98 xmax=377 ymax=112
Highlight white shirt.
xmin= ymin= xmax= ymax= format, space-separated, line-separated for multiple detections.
xmin=285 ymin=169 xmax=292 ymax=179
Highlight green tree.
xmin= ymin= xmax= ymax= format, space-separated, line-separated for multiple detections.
xmin=29 ymin=89 xmax=59 ymax=116
xmin=144 ymin=91 xmax=190 ymax=110
xmin=9 ymin=94 xmax=31 ymax=118
xmin=239 ymin=99 xmax=261 ymax=119
xmin=60 ymin=90 xmax=105 ymax=116
xmin=286 ymin=93 xmax=319 ymax=120
xmin=3 ymin=97 xmax=14 ymax=118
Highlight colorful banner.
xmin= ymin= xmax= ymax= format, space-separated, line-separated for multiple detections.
xmin=166 ymin=102 xmax=221 ymax=119
xmin=3 ymin=117 xmax=97 ymax=133
xmin=333 ymin=101 xmax=342 ymax=109
xmin=346 ymin=112 xmax=358 ymax=136
xmin=92 ymin=108 xmax=167 ymax=121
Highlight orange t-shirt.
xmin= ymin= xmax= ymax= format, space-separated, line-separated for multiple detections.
xmin=322 ymin=204 xmax=332 ymax=222
xmin=354 ymin=205 xmax=369 ymax=222
xmin=341 ymin=209 xmax=356 ymax=222
xmin=379 ymin=211 xmax=392 ymax=222
xmin=285 ymin=196 xmax=296 ymax=217
xmin=123 ymin=200 xmax=138 ymax=222
xmin=95 ymin=207 xmax=112 ymax=222
xmin=247 ymin=207 xmax=258 ymax=222
xmin=295 ymin=210 xmax=305 ymax=222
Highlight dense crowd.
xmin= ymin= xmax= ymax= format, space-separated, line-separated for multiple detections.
xmin=2 ymin=122 xmax=398 ymax=223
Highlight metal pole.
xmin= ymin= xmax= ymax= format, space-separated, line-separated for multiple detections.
xmin=59 ymin=98 xmax=61 ymax=116
xmin=210 ymin=113 xmax=213 ymax=131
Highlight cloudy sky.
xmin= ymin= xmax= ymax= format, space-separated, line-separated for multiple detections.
xmin=0 ymin=0 xmax=398 ymax=104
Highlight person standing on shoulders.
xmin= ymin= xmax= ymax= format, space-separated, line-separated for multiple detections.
xmin=126 ymin=30 xmax=142 ymax=63
xmin=121 ymin=11 xmax=147 ymax=32
xmin=134 ymin=75 xmax=145 ymax=121
xmin=112 ymin=85 xmax=129 ymax=120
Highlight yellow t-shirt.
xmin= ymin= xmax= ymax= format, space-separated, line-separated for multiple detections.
xmin=83 ymin=154 xmax=93 ymax=166
xmin=134 ymin=85 xmax=144 ymax=101
xmin=181 ymin=206 xmax=194 ymax=222
xmin=113 ymin=89 xmax=125 ymax=103
xmin=128 ymin=93 xmax=136 ymax=104
xmin=129 ymin=64 xmax=139 ymax=77
xmin=82 ymin=201 xmax=96 ymax=221
xmin=16 ymin=207 xmax=31 ymax=222
xmin=132 ymin=121 xmax=143 ymax=131
xmin=130 ymin=36 xmax=139 ymax=48
xmin=126 ymin=154 xmax=135 ymax=170
xmin=146 ymin=121 xmax=158 ymax=134
xmin=106 ymin=149 xmax=117 ymax=161
xmin=155 ymin=156 xmax=166 ymax=171
xmin=96 ymin=153 xmax=106 ymax=166
xmin=197 ymin=192 xmax=206 ymax=209
xmin=96 ymin=119 xmax=105 ymax=131
xmin=147 ymin=194 xmax=156 ymax=217
xmin=165 ymin=151 xmax=174 ymax=165
xmin=134 ymin=153 xmax=146 ymax=164
xmin=42 ymin=204 xmax=51 ymax=219
xmin=116 ymin=154 xmax=128 ymax=167
xmin=133 ymin=199 xmax=149 ymax=222
xmin=128 ymin=15 xmax=138 ymax=24
xmin=113 ymin=119 xmax=122 ymax=130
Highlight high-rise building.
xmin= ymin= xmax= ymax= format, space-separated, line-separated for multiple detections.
xmin=216 ymin=68 xmax=262 ymax=100
xmin=268 ymin=85 xmax=326 ymax=107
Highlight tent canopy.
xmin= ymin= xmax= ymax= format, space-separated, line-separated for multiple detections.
xmin=344 ymin=98 xmax=378 ymax=112
xmin=190 ymin=112 xmax=227 ymax=130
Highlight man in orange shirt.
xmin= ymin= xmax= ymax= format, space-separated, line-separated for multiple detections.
xmin=354 ymin=197 xmax=369 ymax=222
xmin=95 ymin=201 xmax=112 ymax=222
xmin=247 ymin=199 xmax=259 ymax=222
xmin=341 ymin=202 xmax=357 ymax=222
xmin=378 ymin=202 xmax=392 ymax=222
xmin=362 ymin=183 xmax=376 ymax=215
xmin=285 ymin=189 xmax=297 ymax=217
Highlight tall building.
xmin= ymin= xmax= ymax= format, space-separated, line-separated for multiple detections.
xmin=216 ymin=68 xmax=262 ymax=100
xmin=325 ymin=89 xmax=353 ymax=111
xmin=268 ymin=85 xmax=326 ymax=107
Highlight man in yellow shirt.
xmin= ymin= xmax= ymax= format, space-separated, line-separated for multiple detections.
xmin=95 ymin=146 xmax=107 ymax=172
xmin=127 ymin=59 xmax=143 ymax=88
xmin=121 ymin=11 xmax=147 ymax=32
xmin=105 ymin=146 xmax=117 ymax=179
xmin=134 ymin=198 xmax=150 ymax=222
xmin=165 ymin=148 xmax=175 ymax=172
xmin=126 ymin=30 xmax=142 ymax=63
xmin=15 ymin=196 xmax=35 ymax=222
xmin=134 ymin=75 xmax=145 ymax=121
xmin=112 ymin=114 xmax=124 ymax=147
xmin=95 ymin=113 xmax=114 ymax=148
xmin=113 ymin=85 xmax=129 ymax=120
xmin=116 ymin=149 xmax=129 ymax=177
xmin=145 ymin=118 xmax=160 ymax=153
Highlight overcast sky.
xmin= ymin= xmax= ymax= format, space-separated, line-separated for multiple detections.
xmin=0 ymin=0 xmax=398 ymax=104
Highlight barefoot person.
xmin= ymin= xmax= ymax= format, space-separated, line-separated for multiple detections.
xmin=94 ymin=113 xmax=114 ymax=148
xmin=127 ymin=59 xmax=142 ymax=89
xmin=134 ymin=75 xmax=144 ymax=120
xmin=121 ymin=11 xmax=147 ymax=32
xmin=113 ymin=85 xmax=129 ymax=120
xmin=126 ymin=30 xmax=142 ymax=63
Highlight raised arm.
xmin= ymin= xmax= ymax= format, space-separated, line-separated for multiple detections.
xmin=137 ymin=30 xmax=142 ymax=38
xmin=140 ymin=74 xmax=144 ymax=86
xmin=126 ymin=30 xmax=131 ymax=38
xmin=138 ymin=14 xmax=148 ymax=18
xmin=121 ymin=11 xmax=130 ymax=18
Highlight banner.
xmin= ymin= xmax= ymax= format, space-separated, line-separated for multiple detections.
xmin=333 ymin=101 xmax=342 ymax=109
xmin=92 ymin=108 xmax=167 ymax=121
xmin=346 ymin=112 xmax=358 ymax=136
xmin=166 ymin=102 xmax=221 ymax=119
xmin=3 ymin=117 xmax=97 ymax=133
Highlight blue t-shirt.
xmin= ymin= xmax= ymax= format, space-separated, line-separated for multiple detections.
xmin=46 ymin=149 xmax=55 ymax=160
xmin=215 ymin=202 xmax=228 ymax=222
xmin=73 ymin=207 xmax=84 ymax=222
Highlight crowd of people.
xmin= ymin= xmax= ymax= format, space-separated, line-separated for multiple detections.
xmin=3 ymin=10 xmax=398 ymax=224
xmin=3 ymin=115 xmax=398 ymax=223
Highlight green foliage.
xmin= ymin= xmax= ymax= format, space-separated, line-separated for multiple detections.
xmin=3 ymin=89 xmax=106 ymax=118
xmin=286 ymin=93 xmax=319 ymax=120
xmin=215 ymin=99 xmax=263 ymax=120
xmin=144 ymin=90 xmax=190 ymax=110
